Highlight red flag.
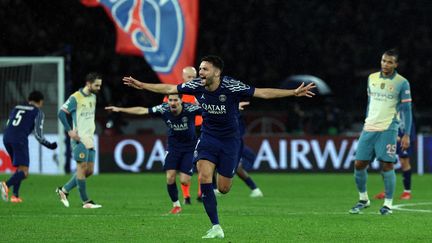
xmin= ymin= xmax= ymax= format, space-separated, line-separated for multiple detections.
xmin=81 ymin=0 xmax=199 ymax=84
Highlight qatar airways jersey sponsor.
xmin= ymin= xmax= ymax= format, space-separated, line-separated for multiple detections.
xmin=177 ymin=76 xmax=255 ymax=137
xmin=149 ymin=102 xmax=202 ymax=151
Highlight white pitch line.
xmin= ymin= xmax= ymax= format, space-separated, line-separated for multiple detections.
xmin=392 ymin=202 xmax=432 ymax=213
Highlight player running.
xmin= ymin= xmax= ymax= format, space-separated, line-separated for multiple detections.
xmin=105 ymin=94 xmax=202 ymax=214
xmin=122 ymin=55 xmax=315 ymax=238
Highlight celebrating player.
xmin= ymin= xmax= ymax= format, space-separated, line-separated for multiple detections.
xmin=122 ymin=55 xmax=315 ymax=238
xmin=56 ymin=72 xmax=103 ymax=209
xmin=164 ymin=66 xmax=202 ymax=204
xmin=105 ymin=94 xmax=202 ymax=214
xmin=1 ymin=91 xmax=57 ymax=203
xmin=349 ymin=49 xmax=412 ymax=215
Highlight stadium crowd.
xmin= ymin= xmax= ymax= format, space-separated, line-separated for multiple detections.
xmin=1 ymin=0 xmax=431 ymax=134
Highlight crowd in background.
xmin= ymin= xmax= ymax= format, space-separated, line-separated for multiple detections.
xmin=1 ymin=0 xmax=431 ymax=135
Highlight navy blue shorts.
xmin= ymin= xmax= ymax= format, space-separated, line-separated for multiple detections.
xmin=397 ymin=141 xmax=414 ymax=158
xmin=164 ymin=149 xmax=194 ymax=176
xmin=4 ymin=142 xmax=29 ymax=167
xmin=193 ymin=133 xmax=241 ymax=178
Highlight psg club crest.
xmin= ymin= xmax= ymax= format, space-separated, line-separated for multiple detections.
xmin=81 ymin=0 xmax=198 ymax=84
xmin=219 ymin=95 xmax=227 ymax=102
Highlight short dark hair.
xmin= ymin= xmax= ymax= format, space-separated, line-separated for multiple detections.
xmin=167 ymin=94 xmax=183 ymax=99
xmin=28 ymin=90 xmax=44 ymax=102
xmin=85 ymin=72 xmax=102 ymax=83
xmin=201 ymin=55 xmax=224 ymax=72
xmin=383 ymin=49 xmax=399 ymax=62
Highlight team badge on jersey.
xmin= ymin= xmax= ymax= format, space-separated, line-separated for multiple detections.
xmin=219 ymin=94 xmax=227 ymax=102
xmin=381 ymin=83 xmax=385 ymax=89
xmin=79 ymin=153 xmax=85 ymax=159
xmin=182 ymin=116 xmax=188 ymax=123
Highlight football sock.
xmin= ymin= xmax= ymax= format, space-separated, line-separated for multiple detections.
xmin=384 ymin=198 xmax=393 ymax=208
xmin=6 ymin=170 xmax=25 ymax=188
xmin=13 ymin=180 xmax=22 ymax=197
xmin=402 ymin=169 xmax=412 ymax=191
xmin=63 ymin=174 xmax=77 ymax=192
xmin=212 ymin=174 xmax=217 ymax=190
xmin=201 ymin=183 xmax=219 ymax=225
xmin=167 ymin=183 xmax=179 ymax=202
xmin=359 ymin=192 xmax=369 ymax=201
xmin=242 ymin=177 xmax=257 ymax=190
xmin=354 ymin=168 xmax=367 ymax=194
xmin=77 ymin=179 xmax=89 ymax=202
xmin=382 ymin=169 xmax=396 ymax=199
xmin=181 ymin=183 xmax=190 ymax=198
xmin=173 ymin=200 xmax=181 ymax=207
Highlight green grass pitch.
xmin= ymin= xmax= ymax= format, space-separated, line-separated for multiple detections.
xmin=1 ymin=173 xmax=432 ymax=242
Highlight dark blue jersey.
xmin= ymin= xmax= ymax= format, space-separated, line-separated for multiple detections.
xmin=177 ymin=76 xmax=255 ymax=138
xmin=3 ymin=103 xmax=51 ymax=146
xmin=238 ymin=114 xmax=246 ymax=137
xmin=149 ymin=103 xmax=202 ymax=151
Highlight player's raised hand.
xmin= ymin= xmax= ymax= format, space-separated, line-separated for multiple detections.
xmin=123 ymin=76 xmax=143 ymax=89
xmin=294 ymin=82 xmax=316 ymax=97
xmin=105 ymin=106 xmax=121 ymax=112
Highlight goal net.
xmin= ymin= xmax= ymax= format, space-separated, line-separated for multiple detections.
xmin=0 ymin=57 xmax=65 ymax=174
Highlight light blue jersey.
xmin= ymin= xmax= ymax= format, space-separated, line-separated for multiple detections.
xmin=364 ymin=71 xmax=412 ymax=131
xmin=356 ymin=71 xmax=412 ymax=163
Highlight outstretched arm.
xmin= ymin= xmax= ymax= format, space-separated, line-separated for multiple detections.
xmin=105 ymin=106 xmax=149 ymax=115
xmin=122 ymin=76 xmax=178 ymax=94
xmin=253 ymin=82 xmax=316 ymax=99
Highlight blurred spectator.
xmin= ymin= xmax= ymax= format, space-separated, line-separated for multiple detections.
xmin=1 ymin=0 xmax=431 ymax=134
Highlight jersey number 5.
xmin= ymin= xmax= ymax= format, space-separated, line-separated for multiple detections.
xmin=12 ymin=110 xmax=26 ymax=126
